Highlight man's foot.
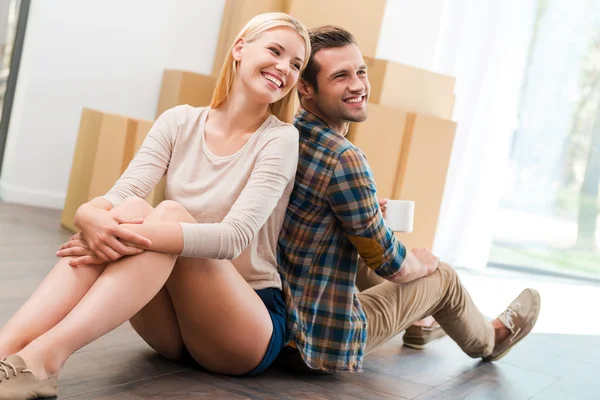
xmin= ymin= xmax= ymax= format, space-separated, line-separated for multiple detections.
xmin=0 ymin=355 xmax=57 ymax=399
xmin=483 ymin=288 xmax=541 ymax=362
xmin=402 ymin=316 xmax=447 ymax=350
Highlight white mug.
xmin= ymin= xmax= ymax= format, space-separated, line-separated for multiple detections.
xmin=384 ymin=200 xmax=414 ymax=233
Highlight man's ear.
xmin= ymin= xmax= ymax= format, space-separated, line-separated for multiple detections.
xmin=231 ymin=37 xmax=245 ymax=62
xmin=297 ymin=78 xmax=314 ymax=100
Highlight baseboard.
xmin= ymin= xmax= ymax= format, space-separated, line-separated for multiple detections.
xmin=0 ymin=180 xmax=65 ymax=209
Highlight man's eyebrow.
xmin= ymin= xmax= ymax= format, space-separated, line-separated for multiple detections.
xmin=329 ymin=65 xmax=368 ymax=78
xmin=328 ymin=68 xmax=349 ymax=79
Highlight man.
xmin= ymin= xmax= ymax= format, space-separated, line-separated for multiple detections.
xmin=277 ymin=26 xmax=541 ymax=373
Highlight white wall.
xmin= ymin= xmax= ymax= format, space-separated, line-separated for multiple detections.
xmin=376 ymin=0 xmax=447 ymax=71
xmin=0 ymin=0 xmax=225 ymax=208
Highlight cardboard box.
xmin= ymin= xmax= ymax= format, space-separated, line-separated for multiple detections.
xmin=365 ymin=57 xmax=456 ymax=120
xmin=213 ymin=0 xmax=387 ymax=71
xmin=347 ymin=103 xmax=410 ymax=199
xmin=393 ymin=115 xmax=457 ymax=251
xmin=61 ymin=109 xmax=147 ymax=232
xmin=156 ymin=70 xmax=217 ymax=118
xmin=212 ymin=0 xmax=287 ymax=76
xmin=287 ymin=0 xmax=386 ymax=59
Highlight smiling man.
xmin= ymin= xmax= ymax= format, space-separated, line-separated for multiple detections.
xmin=276 ymin=25 xmax=541 ymax=373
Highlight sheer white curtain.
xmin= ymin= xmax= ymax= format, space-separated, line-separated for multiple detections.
xmin=430 ymin=0 xmax=537 ymax=269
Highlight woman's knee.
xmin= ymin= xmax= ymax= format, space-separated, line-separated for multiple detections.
xmin=111 ymin=197 xmax=154 ymax=219
xmin=147 ymin=200 xmax=195 ymax=223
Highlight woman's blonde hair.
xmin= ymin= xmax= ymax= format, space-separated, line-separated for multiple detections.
xmin=210 ymin=12 xmax=310 ymax=123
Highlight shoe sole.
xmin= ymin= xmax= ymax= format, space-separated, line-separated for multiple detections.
xmin=403 ymin=328 xmax=448 ymax=350
xmin=483 ymin=289 xmax=541 ymax=362
xmin=402 ymin=342 xmax=429 ymax=350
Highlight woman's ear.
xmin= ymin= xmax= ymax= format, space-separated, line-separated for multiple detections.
xmin=232 ymin=37 xmax=245 ymax=62
xmin=297 ymin=78 xmax=313 ymax=100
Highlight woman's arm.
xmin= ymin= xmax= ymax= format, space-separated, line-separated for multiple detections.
xmin=118 ymin=222 xmax=184 ymax=254
xmin=101 ymin=106 xmax=184 ymax=205
xmin=120 ymin=127 xmax=299 ymax=259
xmin=73 ymin=125 xmax=299 ymax=263
xmin=178 ymin=127 xmax=299 ymax=260
xmin=71 ymin=107 xmax=185 ymax=260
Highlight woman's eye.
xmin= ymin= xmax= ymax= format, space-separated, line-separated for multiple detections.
xmin=269 ymin=48 xmax=281 ymax=56
xmin=292 ymin=63 xmax=301 ymax=70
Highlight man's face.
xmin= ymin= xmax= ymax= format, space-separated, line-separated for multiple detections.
xmin=310 ymin=44 xmax=370 ymax=124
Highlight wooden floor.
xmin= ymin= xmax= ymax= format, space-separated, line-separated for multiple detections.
xmin=1 ymin=202 xmax=599 ymax=399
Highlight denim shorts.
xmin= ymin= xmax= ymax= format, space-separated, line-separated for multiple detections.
xmin=180 ymin=287 xmax=287 ymax=377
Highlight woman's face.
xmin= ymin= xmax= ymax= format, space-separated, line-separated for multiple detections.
xmin=232 ymin=27 xmax=306 ymax=105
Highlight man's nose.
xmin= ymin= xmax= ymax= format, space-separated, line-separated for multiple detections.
xmin=348 ymin=75 xmax=366 ymax=92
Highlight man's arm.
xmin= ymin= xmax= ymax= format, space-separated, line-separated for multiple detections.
xmin=326 ymin=147 xmax=429 ymax=282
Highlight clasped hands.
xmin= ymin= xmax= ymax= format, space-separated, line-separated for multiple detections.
xmin=56 ymin=205 xmax=151 ymax=267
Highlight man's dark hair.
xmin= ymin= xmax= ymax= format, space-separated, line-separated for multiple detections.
xmin=301 ymin=26 xmax=356 ymax=92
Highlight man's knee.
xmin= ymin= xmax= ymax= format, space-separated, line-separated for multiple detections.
xmin=437 ymin=261 xmax=455 ymax=274
xmin=435 ymin=262 xmax=463 ymax=295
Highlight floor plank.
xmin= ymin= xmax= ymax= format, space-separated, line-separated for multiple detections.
xmin=412 ymin=363 xmax=558 ymax=400
xmin=64 ymin=373 xmax=251 ymax=400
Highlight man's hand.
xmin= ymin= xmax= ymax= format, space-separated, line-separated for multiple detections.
xmin=378 ymin=197 xmax=388 ymax=218
xmin=412 ymin=248 xmax=440 ymax=276
xmin=388 ymin=247 xmax=440 ymax=283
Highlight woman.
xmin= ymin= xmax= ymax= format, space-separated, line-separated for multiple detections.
xmin=0 ymin=12 xmax=310 ymax=399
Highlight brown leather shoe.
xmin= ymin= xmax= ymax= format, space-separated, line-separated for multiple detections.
xmin=483 ymin=288 xmax=541 ymax=362
xmin=402 ymin=322 xmax=447 ymax=349
xmin=0 ymin=355 xmax=58 ymax=399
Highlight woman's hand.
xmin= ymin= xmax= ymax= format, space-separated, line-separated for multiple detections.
xmin=73 ymin=203 xmax=152 ymax=263
xmin=56 ymin=233 xmax=145 ymax=266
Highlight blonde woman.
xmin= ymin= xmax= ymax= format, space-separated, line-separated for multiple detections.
xmin=0 ymin=12 xmax=310 ymax=399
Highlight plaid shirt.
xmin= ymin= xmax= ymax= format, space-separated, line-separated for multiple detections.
xmin=277 ymin=109 xmax=407 ymax=372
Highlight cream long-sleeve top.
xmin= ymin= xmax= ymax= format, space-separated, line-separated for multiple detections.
xmin=102 ymin=105 xmax=299 ymax=290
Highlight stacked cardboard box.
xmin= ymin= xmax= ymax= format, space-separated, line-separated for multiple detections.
xmin=60 ymin=109 xmax=153 ymax=232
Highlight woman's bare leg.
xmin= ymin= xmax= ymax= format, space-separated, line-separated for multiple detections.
xmin=128 ymin=286 xmax=184 ymax=362
xmin=0 ymin=197 xmax=153 ymax=356
xmin=13 ymin=201 xmax=184 ymax=379
xmin=15 ymin=200 xmax=273 ymax=381
xmin=165 ymin=256 xmax=274 ymax=375
xmin=128 ymin=205 xmax=275 ymax=375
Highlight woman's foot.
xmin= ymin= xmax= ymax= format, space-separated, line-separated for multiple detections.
xmin=0 ymin=336 xmax=28 ymax=360
xmin=0 ymin=355 xmax=58 ymax=400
